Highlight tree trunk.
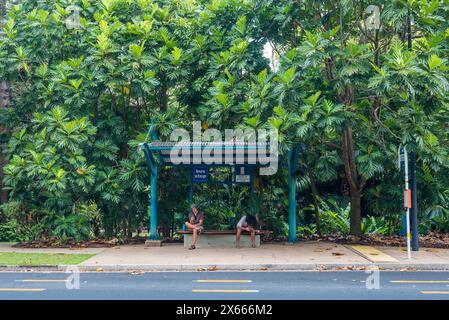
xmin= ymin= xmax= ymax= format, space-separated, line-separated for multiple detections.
xmin=0 ymin=151 xmax=7 ymax=204
xmin=308 ymin=171 xmax=321 ymax=234
xmin=127 ymin=210 xmax=132 ymax=238
xmin=349 ymin=186 xmax=362 ymax=235
xmin=159 ymin=75 xmax=168 ymax=112
xmin=0 ymin=81 xmax=10 ymax=204
xmin=1 ymin=3 xmax=10 ymax=204
xmin=341 ymin=125 xmax=365 ymax=236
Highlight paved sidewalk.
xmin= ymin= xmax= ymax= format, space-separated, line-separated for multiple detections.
xmin=2 ymin=242 xmax=449 ymax=271
xmin=80 ymin=242 xmax=367 ymax=269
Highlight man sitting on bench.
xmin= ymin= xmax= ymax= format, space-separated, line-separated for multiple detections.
xmin=185 ymin=204 xmax=204 ymax=250
xmin=236 ymin=214 xmax=259 ymax=248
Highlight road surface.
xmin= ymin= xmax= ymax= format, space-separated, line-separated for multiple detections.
xmin=0 ymin=271 xmax=449 ymax=300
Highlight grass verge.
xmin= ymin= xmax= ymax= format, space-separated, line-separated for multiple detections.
xmin=0 ymin=252 xmax=95 ymax=266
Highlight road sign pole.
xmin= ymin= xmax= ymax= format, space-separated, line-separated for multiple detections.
xmin=407 ymin=8 xmax=419 ymax=252
xmin=410 ymin=152 xmax=419 ymax=251
xmin=403 ymin=148 xmax=411 ymax=260
xmin=399 ymin=146 xmax=411 ymax=260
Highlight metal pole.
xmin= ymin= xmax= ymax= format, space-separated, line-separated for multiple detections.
xmin=403 ymin=148 xmax=411 ymax=259
xmin=249 ymin=166 xmax=255 ymax=215
xmin=189 ymin=169 xmax=193 ymax=206
xmin=407 ymin=8 xmax=419 ymax=251
xmin=149 ymin=163 xmax=159 ymax=240
xmin=410 ymin=152 xmax=419 ymax=251
xmin=288 ymin=150 xmax=297 ymax=243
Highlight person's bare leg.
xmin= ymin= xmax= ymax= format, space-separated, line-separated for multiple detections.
xmin=251 ymin=229 xmax=256 ymax=248
xmin=236 ymin=228 xmax=242 ymax=248
xmin=185 ymin=222 xmax=197 ymax=249
xmin=192 ymin=227 xmax=198 ymax=247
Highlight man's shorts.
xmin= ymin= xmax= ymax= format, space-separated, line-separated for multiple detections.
xmin=185 ymin=224 xmax=203 ymax=233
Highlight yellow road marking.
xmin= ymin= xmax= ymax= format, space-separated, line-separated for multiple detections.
xmin=17 ymin=279 xmax=68 ymax=283
xmin=192 ymin=289 xmax=259 ymax=293
xmin=391 ymin=280 xmax=449 ymax=284
xmin=193 ymin=280 xmax=252 ymax=283
xmin=0 ymin=288 xmax=46 ymax=292
xmin=421 ymin=291 xmax=449 ymax=295
xmin=350 ymin=245 xmax=399 ymax=263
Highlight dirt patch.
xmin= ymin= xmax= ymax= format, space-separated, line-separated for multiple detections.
xmin=12 ymin=236 xmax=182 ymax=249
xmin=297 ymin=232 xmax=449 ymax=249
xmin=12 ymin=233 xmax=449 ymax=249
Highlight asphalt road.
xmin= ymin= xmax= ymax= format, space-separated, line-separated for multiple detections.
xmin=0 ymin=271 xmax=449 ymax=300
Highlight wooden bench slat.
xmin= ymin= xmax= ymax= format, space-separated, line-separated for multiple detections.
xmin=178 ymin=230 xmax=272 ymax=235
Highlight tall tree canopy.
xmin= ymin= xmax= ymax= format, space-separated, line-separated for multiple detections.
xmin=0 ymin=0 xmax=448 ymax=241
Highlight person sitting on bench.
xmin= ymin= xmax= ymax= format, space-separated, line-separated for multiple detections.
xmin=236 ymin=214 xmax=259 ymax=248
xmin=185 ymin=204 xmax=204 ymax=250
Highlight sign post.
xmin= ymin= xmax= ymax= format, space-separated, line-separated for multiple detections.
xmin=398 ymin=146 xmax=412 ymax=260
xmin=235 ymin=166 xmax=250 ymax=184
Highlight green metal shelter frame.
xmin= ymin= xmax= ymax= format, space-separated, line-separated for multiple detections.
xmin=140 ymin=136 xmax=302 ymax=243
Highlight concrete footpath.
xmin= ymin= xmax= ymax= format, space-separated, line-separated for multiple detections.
xmin=1 ymin=242 xmax=449 ymax=271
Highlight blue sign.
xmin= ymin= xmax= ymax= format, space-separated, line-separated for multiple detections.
xmin=192 ymin=166 xmax=208 ymax=183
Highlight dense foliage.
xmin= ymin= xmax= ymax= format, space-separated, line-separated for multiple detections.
xmin=0 ymin=0 xmax=448 ymax=242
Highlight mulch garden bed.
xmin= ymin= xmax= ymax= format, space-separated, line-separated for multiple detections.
xmin=261 ymin=232 xmax=449 ymax=249
xmin=12 ymin=232 xmax=449 ymax=249
xmin=13 ymin=239 xmax=120 ymax=249
xmin=12 ymin=236 xmax=183 ymax=249
xmin=298 ymin=232 xmax=449 ymax=249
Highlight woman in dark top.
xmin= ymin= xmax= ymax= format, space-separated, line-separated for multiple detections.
xmin=185 ymin=204 xmax=204 ymax=250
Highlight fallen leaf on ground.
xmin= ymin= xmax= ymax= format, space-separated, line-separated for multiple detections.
xmin=399 ymin=267 xmax=416 ymax=272
xmin=336 ymin=265 xmax=367 ymax=271
xmin=207 ymin=266 xmax=219 ymax=271
xmin=316 ymin=264 xmax=327 ymax=271
xmin=129 ymin=270 xmax=144 ymax=275
xmin=96 ymin=267 xmax=103 ymax=272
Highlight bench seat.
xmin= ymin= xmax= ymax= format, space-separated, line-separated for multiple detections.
xmin=178 ymin=229 xmax=272 ymax=248
xmin=178 ymin=229 xmax=272 ymax=235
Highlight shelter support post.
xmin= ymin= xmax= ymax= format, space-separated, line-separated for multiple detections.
xmin=143 ymin=143 xmax=159 ymax=240
xmin=149 ymin=162 xmax=159 ymax=240
xmin=189 ymin=169 xmax=193 ymax=206
xmin=288 ymin=145 xmax=301 ymax=243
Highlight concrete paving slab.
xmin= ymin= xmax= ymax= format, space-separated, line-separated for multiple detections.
xmin=375 ymin=246 xmax=449 ymax=264
xmin=78 ymin=242 xmax=369 ymax=267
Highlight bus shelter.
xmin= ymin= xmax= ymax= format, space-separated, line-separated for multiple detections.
xmin=140 ymin=137 xmax=301 ymax=243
